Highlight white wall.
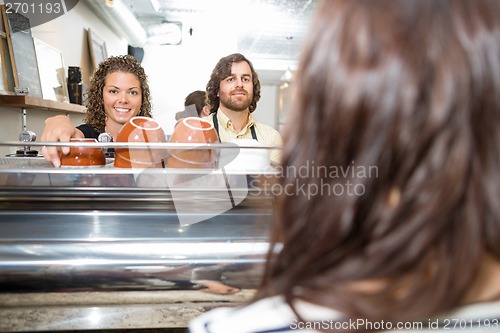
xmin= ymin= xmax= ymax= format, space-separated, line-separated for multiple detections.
xmin=254 ymin=85 xmax=279 ymax=130
xmin=30 ymin=2 xmax=128 ymax=86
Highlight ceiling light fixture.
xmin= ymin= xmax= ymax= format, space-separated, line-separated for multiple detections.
xmin=87 ymin=0 xmax=147 ymax=47
xmin=280 ymin=68 xmax=293 ymax=82
xmin=146 ymin=22 xmax=183 ymax=45
xmin=281 ymin=36 xmax=294 ymax=83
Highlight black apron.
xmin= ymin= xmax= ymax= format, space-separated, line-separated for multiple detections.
xmin=212 ymin=112 xmax=258 ymax=206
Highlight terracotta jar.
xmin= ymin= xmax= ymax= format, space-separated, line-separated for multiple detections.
xmin=167 ymin=117 xmax=219 ymax=169
xmin=60 ymin=138 xmax=106 ymax=167
xmin=114 ymin=116 xmax=168 ymax=168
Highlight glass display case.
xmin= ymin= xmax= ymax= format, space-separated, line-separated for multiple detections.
xmin=0 ymin=140 xmax=279 ymax=331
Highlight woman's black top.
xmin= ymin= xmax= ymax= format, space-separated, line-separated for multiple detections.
xmin=76 ymin=124 xmax=100 ymax=139
xmin=76 ymin=124 xmax=115 ymax=156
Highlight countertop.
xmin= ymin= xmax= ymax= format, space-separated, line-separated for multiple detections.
xmin=0 ymin=289 xmax=255 ymax=332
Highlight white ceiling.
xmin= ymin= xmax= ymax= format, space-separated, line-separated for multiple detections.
xmin=117 ymin=0 xmax=320 ymax=84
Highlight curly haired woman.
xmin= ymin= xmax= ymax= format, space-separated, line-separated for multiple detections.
xmin=41 ymin=55 xmax=152 ymax=167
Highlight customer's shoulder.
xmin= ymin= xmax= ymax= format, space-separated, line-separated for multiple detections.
xmin=187 ymin=296 xmax=295 ymax=333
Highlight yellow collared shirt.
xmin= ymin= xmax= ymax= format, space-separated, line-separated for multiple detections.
xmin=204 ymin=110 xmax=282 ymax=165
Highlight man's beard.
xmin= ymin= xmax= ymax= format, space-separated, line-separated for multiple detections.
xmin=220 ymin=91 xmax=252 ymax=112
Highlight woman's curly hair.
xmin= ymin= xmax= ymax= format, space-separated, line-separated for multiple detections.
xmin=84 ymin=55 xmax=152 ymax=132
xmin=206 ymin=53 xmax=261 ymax=114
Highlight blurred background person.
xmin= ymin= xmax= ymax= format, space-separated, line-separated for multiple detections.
xmin=188 ymin=0 xmax=500 ymax=332
xmin=175 ymin=90 xmax=210 ymax=120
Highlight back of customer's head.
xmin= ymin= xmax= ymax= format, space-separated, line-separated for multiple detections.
xmin=184 ymin=90 xmax=207 ymax=116
xmin=258 ymin=0 xmax=500 ymax=325
xmin=85 ymin=55 xmax=153 ymax=132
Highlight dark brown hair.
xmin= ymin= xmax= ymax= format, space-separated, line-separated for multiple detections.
xmin=256 ymin=0 xmax=500 ymax=328
xmin=206 ymin=53 xmax=261 ymax=114
xmin=84 ymin=55 xmax=152 ymax=132
xmin=184 ymin=90 xmax=206 ymax=116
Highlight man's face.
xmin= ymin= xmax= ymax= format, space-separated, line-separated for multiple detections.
xmin=218 ymin=61 xmax=253 ymax=112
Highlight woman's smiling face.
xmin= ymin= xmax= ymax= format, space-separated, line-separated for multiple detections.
xmin=103 ymin=71 xmax=142 ymax=127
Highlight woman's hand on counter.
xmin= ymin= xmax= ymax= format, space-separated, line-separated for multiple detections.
xmin=40 ymin=115 xmax=84 ymax=167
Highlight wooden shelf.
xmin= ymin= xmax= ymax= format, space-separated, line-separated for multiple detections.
xmin=0 ymin=94 xmax=85 ymax=113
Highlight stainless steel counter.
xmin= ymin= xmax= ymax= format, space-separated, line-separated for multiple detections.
xmin=0 ymin=143 xmax=279 ymax=331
